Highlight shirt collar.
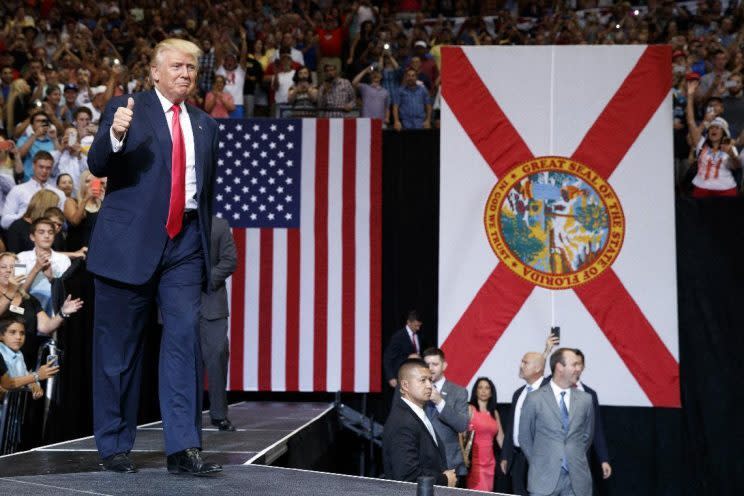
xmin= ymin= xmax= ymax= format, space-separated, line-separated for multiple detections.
xmin=550 ymin=379 xmax=570 ymax=398
xmin=525 ymin=376 xmax=543 ymax=390
xmin=154 ymin=87 xmax=186 ymax=114
xmin=401 ymin=396 xmax=426 ymax=417
xmin=433 ymin=376 xmax=446 ymax=391
xmin=0 ymin=342 xmax=22 ymax=360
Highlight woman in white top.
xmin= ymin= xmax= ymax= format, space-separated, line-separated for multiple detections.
xmin=686 ymin=80 xmax=740 ymax=198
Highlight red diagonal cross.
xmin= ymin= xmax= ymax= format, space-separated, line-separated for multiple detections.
xmin=440 ymin=46 xmax=679 ymax=407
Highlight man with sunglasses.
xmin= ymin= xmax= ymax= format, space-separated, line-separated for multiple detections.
xmin=16 ymin=111 xmax=59 ymax=181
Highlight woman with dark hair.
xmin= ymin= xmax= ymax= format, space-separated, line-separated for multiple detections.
xmin=466 ymin=377 xmax=504 ymax=491
xmin=287 ymin=66 xmax=318 ymax=116
xmin=685 ymin=78 xmax=740 ymax=197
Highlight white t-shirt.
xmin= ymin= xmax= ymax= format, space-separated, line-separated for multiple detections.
xmin=215 ymin=65 xmax=246 ymax=106
xmin=274 ymin=70 xmax=296 ymax=104
xmin=693 ymin=137 xmax=738 ymax=190
xmin=17 ymin=249 xmax=71 ymax=314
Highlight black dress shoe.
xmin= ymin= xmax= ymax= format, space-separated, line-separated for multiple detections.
xmin=167 ymin=448 xmax=222 ymax=476
xmin=101 ymin=453 xmax=137 ymax=473
xmin=211 ymin=418 xmax=236 ymax=431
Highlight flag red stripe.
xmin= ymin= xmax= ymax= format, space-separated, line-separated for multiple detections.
xmin=442 ymin=46 xmax=534 ymax=178
xmin=369 ymin=119 xmax=382 ymax=393
xmin=341 ymin=120 xmax=357 ymax=391
xmin=257 ymin=229 xmax=273 ymax=391
xmin=571 ymin=46 xmax=671 ymax=179
xmin=313 ymin=119 xmax=330 ymax=391
xmin=285 ymin=228 xmax=300 ymax=391
xmin=573 ymin=269 xmax=680 ymax=407
xmin=228 ymin=228 xmax=246 ymax=390
xmin=441 ymin=263 xmax=535 ymax=385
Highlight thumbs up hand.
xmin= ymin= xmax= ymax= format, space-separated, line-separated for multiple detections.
xmin=112 ymin=97 xmax=135 ymax=141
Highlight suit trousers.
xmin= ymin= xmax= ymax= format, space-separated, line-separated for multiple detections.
xmin=199 ymin=316 xmax=229 ymax=421
xmin=92 ymin=217 xmax=204 ymax=458
xmin=532 ymin=468 xmax=575 ymax=496
xmin=511 ymin=448 xmax=530 ymax=496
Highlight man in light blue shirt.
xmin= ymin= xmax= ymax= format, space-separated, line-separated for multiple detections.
xmin=393 ymin=68 xmax=431 ymax=130
xmin=16 ymin=111 xmax=58 ymax=181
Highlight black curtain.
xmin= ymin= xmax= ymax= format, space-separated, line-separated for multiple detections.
xmin=676 ymin=197 xmax=744 ymax=495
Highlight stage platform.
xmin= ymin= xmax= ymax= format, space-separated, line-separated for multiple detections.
xmin=0 ymin=401 xmax=333 ymax=477
xmin=0 ymin=401 xmax=503 ymax=495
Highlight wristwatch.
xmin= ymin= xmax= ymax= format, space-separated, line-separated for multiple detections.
xmin=32 ymin=372 xmax=40 ymax=383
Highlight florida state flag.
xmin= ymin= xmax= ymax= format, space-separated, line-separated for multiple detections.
xmin=439 ymin=46 xmax=679 ymax=407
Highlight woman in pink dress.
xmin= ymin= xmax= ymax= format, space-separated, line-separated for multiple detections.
xmin=466 ymin=377 xmax=504 ymax=491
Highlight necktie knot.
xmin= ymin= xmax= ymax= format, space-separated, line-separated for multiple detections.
xmin=171 ymin=104 xmax=181 ymax=115
xmin=526 ymin=385 xmax=534 ymax=392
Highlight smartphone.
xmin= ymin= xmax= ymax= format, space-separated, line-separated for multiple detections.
xmin=68 ymin=129 xmax=77 ymax=146
xmin=13 ymin=264 xmax=26 ymax=277
xmin=550 ymin=326 xmax=561 ymax=340
xmin=90 ymin=178 xmax=102 ymax=198
xmin=47 ymin=354 xmax=59 ymax=367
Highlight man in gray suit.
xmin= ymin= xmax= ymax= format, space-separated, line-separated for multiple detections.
xmin=200 ymin=216 xmax=237 ymax=431
xmin=422 ymin=348 xmax=470 ymax=487
xmin=519 ymin=348 xmax=594 ymax=496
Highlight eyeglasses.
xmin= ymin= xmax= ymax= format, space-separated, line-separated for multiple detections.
xmin=34 ymin=119 xmax=49 ymax=125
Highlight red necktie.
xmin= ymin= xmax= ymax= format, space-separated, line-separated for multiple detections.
xmin=411 ymin=333 xmax=418 ymax=353
xmin=166 ymin=104 xmax=186 ymax=238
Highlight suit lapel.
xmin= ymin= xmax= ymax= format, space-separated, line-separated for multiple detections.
xmin=186 ymin=104 xmax=205 ymax=197
xmin=143 ymin=90 xmax=172 ymax=173
xmin=401 ymin=400 xmax=440 ymax=452
xmin=541 ymin=386 xmax=563 ymax=425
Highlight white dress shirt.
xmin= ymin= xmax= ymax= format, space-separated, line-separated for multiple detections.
xmin=1 ymin=179 xmax=66 ymax=229
xmin=550 ymin=380 xmax=571 ymax=412
xmin=17 ymin=249 xmax=71 ymax=314
xmin=52 ymin=149 xmax=88 ymax=190
xmin=401 ymin=397 xmax=438 ymax=446
xmin=110 ymin=88 xmax=197 ymax=210
xmin=513 ymin=376 xmax=544 ymax=448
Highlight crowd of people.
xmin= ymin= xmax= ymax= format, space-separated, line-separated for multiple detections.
xmin=2 ymin=1 xmax=744 ymax=189
xmin=382 ymin=311 xmax=609 ymax=496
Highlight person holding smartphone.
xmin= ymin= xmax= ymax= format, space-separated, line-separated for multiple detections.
xmin=16 ymin=111 xmax=58 ymax=181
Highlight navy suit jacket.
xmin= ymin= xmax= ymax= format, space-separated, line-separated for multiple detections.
xmin=383 ymin=398 xmax=448 ymax=485
xmin=500 ymin=376 xmax=550 ymax=469
xmin=582 ymin=382 xmax=610 ymax=464
xmin=383 ymin=327 xmax=420 ymax=383
xmin=87 ymin=91 xmax=218 ymax=285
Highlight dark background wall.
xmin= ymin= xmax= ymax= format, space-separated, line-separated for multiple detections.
xmin=49 ymin=130 xmax=743 ymax=495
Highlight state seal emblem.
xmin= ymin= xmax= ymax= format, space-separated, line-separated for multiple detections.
xmin=484 ymin=157 xmax=625 ymax=289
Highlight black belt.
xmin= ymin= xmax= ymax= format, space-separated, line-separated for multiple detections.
xmin=183 ymin=210 xmax=198 ymax=222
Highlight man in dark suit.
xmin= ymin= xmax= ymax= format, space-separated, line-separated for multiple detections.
xmin=519 ymin=348 xmax=594 ymax=496
xmin=422 ymin=347 xmax=470 ymax=486
xmin=500 ymin=352 xmax=550 ymax=495
xmin=383 ymin=310 xmax=423 ymax=389
xmin=574 ymin=349 xmax=612 ymax=486
xmin=383 ymin=358 xmax=456 ymax=487
xmin=87 ymin=38 xmax=221 ymax=476
xmin=200 ymin=216 xmax=237 ymax=431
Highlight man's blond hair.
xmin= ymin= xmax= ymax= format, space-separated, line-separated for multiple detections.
xmin=151 ymin=38 xmax=202 ymax=67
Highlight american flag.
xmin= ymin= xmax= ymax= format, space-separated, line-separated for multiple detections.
xmin=217 ymin=119 xmax=382 ymax=393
